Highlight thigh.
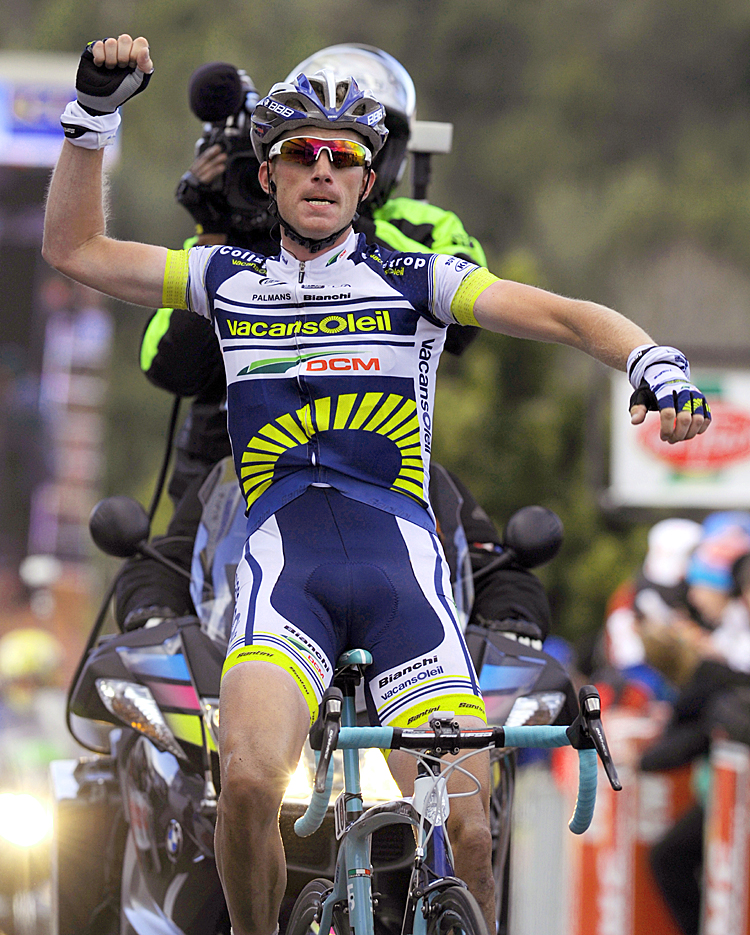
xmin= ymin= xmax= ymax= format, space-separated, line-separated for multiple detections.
xmin=367 ymin=519 xmax=485 ymax=729
xmin=223 ymin=508 xmax=340 ymax=726
xmin=219 ymin=660 xmax=311 ymax=795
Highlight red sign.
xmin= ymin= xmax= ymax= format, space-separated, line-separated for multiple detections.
xmin=636 ymin=401 xmax=750 ymax=471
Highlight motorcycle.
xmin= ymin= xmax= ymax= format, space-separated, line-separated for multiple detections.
xmin=49 ymin=461 xmax=576 ymax=935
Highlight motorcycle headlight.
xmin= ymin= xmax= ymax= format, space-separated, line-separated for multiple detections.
xmin=359 ymin=747 xmax=401 ymax=803
xmin=504 ymin=691 xmax=566 ymax=728
xmin=284 ymin=755 xmax=314 ymax=801
xmin=283 ymin=745 xmax=320 ymax=804
xmin=282 ymin=745 xmax=401 ymax=805
xmin=95 ymin=678 xmax=187 ymax=760
xmin=0 ymin=793 xmax=51 ymax=847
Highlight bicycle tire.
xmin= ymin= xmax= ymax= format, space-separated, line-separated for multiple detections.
xmin=425 ymin=885 xmax=489 ymax=935
xmin=285 ymin=878 xmax=350 ymax=935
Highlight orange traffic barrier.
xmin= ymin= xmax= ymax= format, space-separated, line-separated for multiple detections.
xmin=555 ymin=709 xmax=695 ymax=935
xmin=701 ymin=738 xmax=750 ymax=935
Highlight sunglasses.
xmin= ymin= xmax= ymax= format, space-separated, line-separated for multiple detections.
xmin=268 ymin=136 xmax=372 ymax=169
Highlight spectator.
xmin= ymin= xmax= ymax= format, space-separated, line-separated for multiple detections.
xmin=686 ymin=511 xmax=750 ymax=671
xmin=640 ymin=517 xmax=750 ymax=935
xmin=596 ymin=518 xmax=702 ymax=707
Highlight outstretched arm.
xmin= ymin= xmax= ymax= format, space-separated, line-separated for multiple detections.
xmin=473 ymin=278 xmax=710 ymax=444
xmin=42 ymin=35 xmax=167 ymax=309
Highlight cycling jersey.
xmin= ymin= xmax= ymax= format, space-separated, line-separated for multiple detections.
xmin=140 ymin=197 xmax=487 ymax=390
xmin=165 ymin=229 xmax=497 ymax=534
xmin=119 ymin=200 xmax=492 ymax=628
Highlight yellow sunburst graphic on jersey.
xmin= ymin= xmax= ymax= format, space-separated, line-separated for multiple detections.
xmin=240 ymin=392 xmax=424 ymax=508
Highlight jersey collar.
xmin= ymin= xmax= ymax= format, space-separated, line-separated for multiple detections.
xmin=277 ymin=229 xmax=359 ymax=273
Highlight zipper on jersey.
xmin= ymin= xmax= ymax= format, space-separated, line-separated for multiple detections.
xmin=294 ymin=258 xmax=317 ymax=475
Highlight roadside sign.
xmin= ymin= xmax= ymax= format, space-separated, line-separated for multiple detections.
xmin=608 ymin=369 xmax=750 ymax=508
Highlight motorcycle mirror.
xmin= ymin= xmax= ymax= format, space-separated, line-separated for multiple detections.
xmin=502 ymin=505 xmax=563 ymax=568
xmin=89 ymin=496 xmax=151 ymax=558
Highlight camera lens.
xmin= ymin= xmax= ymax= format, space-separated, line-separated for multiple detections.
xmin=225 ymin=155 xmax=267 ymax=210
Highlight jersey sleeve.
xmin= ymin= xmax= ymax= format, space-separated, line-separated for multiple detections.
xmin=430 ymin=256 xmax=500 ymax=327
xmin=162 ymin=246 xmax=219 ymax=319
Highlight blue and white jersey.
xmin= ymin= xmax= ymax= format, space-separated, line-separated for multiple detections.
xmin=166 ymin=230 xmax=497 ymax=533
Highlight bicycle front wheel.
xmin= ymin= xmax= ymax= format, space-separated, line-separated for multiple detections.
xmin=286 ymin=878 xmax=350 ymax=935
xmin=425 ymin=885 xmax=488 ymax=935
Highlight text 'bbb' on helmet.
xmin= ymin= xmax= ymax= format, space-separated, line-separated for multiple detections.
xmin=286 ymin=44 xmax=416 ymax=207
xmin=251 ymin=69 xmax=388 ymax=164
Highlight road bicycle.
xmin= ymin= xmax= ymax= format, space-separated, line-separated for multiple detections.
xmin=286 ymin=648 xmax=621 ymax=935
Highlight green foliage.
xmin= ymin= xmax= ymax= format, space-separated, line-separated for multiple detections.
xmin=15 ymin=0 xmax=750 ymax=646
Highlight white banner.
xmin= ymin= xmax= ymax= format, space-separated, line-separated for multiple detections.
xmin=608 ymin=368 xmax=750 ymax=508
xmin=0 ymin=52 xmax=118 ymax=168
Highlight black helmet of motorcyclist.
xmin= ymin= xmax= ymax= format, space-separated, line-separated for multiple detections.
xmin=285 ymin=44 xmax=415 ymax=209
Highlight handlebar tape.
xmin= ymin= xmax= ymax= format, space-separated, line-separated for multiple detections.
xmin=568 ymin=748 xmax=598 ymax=834
xmin=502 ymin=725 xmax=570 ymax=748
xmin=293 ymin=755 xmax=335 ymax=837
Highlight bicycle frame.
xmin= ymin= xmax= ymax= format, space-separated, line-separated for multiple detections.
xmin=313 ymin=684 xmax=443 ymax=935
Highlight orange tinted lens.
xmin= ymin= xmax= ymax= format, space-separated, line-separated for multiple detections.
xmin=327 ymin=141 xmax=368 ymax=168
xmin=277 ymin=138 xmax=368 ymax=168
xmin=277 ymin=139 xmax=317 ymax=165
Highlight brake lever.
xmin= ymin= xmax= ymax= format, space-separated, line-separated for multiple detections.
xmin=566 ymin=684 xmax=622 ymax=792
xmin=309 ymin=686 xmax=343 ymax=794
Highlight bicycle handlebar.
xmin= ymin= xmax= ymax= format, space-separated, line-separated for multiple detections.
xmin=294 ymin=723 xmax=599 ymax=837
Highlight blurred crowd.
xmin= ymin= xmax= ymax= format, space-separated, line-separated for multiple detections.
xmin=591 ymin=510 xmax=750 ymax=935
xmin=0 ymin=626 xmax=75 ymax=794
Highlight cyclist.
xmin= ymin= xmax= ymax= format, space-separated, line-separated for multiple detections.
xmin=118 ymin=44 xmax=489 ymax=630
xmin=43 ymin=35 xmax=711 ymax=935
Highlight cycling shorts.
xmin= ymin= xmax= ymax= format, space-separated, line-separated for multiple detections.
xmin=223 ymin=486 xmax=486 ymax=729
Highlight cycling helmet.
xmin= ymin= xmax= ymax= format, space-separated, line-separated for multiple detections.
xmin=252 ymin=70 xmax=388 ymax=253
xmin=286 ymin=45 xmax=416 ymax=207
xmin=251 ymin=70 xmax=388 ymax=163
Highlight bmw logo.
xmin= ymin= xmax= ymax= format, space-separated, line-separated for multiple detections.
xmin=166 ymin=820 xmax=183 ymax=861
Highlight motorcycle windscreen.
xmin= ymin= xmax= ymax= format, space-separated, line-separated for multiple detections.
xmin=477 ymin=637 xmax=546 ymax=726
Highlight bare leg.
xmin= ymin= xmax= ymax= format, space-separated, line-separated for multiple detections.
xmin=215 ymin=661 xmax=311 ymax=935
xmin=388 ymin=715 xmax=494 ymax=933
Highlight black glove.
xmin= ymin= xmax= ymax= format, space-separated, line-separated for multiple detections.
xmin=470 ymin=566 xmax=552 ymax=641
xmin=61 ymin=40 xmax=153 ymax=149
xmin=76 ymin=40 xmax=153 ymax=115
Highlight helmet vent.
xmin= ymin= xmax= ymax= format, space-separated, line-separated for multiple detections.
xmin=335 ymin=83 xmax=349 ymax=108
xmin=308 ymin=79 xmax=325 ymax=106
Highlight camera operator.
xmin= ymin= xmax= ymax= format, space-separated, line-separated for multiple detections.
xmin=118 ymin=47 xmax=551 ymax=653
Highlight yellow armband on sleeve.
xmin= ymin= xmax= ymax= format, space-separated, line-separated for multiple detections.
xmin=162 ymin=249 xmax=190 ymax=310
xmin=450 ymin=268 xmax=500 ymax=326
